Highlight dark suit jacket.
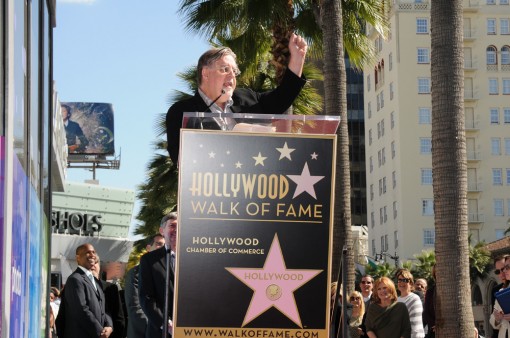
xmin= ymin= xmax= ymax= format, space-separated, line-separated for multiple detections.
xmin=165 ymin=68 xmax=306 ymax=164
xmin=65 ymin=120 xmax=89 ymax=149
xmin=98 ymin=280 xmax=126 ymax=338
xmin=139 ymin=247 xmax=174 ymax=338
xmin=56 ymin=267 xmax=113 ymax=338
xmin=125 ymin=265 xmax=148 ymax=338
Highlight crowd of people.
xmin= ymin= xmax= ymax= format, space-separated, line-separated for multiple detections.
xmin=330 ymin=260 xmax=509 ymax=338
xmin=50 ymin=212 xmax=177 ymax=338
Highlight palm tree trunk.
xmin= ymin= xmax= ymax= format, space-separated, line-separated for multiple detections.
xmin=320 ymin=0 xmax=354 ymax=293
xmin=431 ymin=1 xmax=474 ymax=336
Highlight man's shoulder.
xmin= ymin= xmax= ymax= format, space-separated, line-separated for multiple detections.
xmin=167 ymin=95 xmax=203 ymax=113
xmin=140 ymin=247 xmax=165 ymax=263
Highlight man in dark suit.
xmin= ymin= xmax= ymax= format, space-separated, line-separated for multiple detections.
xmin=491 ymin=255 xmax=509 ymax=338
xmin=139 ymin=213 xmax=178 ymax=338
xmin=92 ymin=257 xmax=126 ymax=338
xmin=165 ymin=33 xmax=308 ymax=165
xmin=57 ymin=243 xmax=113 ymax=338
xmin=125 ymin=234 xmax=165 ymax=338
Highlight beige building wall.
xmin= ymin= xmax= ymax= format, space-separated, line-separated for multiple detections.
xmin=364 ymin=0 xmax=510 ymax=264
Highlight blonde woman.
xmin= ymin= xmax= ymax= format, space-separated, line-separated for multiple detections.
xmin=348 ymin=291 xmax=365 ymax=338
xmin=396 ymin=269 xmax=425 ymax=338
xmin=365 ymin=277 xmax=411 ymax=338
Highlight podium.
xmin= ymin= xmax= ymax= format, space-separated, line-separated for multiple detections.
xmin=173 ymin=113 xmax=340 ymax=338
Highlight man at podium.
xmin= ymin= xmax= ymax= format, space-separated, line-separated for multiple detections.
xmin=165 ymin=33 xmax=308 ymax=164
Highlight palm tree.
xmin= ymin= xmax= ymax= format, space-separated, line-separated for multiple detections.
xmin=430 ymin=0 xmax=474 ymax=336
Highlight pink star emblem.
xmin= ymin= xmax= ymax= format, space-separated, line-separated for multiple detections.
xmin=286 ymin=162 xmax=325 ymax=199
xmin=226 ymin=235 xmax=322 ymax=327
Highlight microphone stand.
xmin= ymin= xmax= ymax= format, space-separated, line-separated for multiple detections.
xmin=163 ymin=249 xmax=171 ymax=338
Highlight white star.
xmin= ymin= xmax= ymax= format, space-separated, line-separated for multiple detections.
xmin=253 ymin=152 xmax=267 ymax=166
xmin=276 ymin=142 xmax=295 ymax=160
xmin=235 ymin=161 xmax=243 ymax=168
xmin=208 ymin=151 xmax=216 ymax=158
xmin=311 ymin=152 xmax=318 ymax=160
xmin=287 ymin=163 xmax=325 ymax=199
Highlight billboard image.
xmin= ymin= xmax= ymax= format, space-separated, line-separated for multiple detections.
xmin=61 ymin=102 xmax=115 ymax=155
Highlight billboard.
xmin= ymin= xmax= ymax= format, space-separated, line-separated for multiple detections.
xmin=61 ymin=102 xmax=115 ymax=155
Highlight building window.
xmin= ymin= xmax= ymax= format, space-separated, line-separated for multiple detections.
xmin=501 ymin=0 xmax=509 ymax=4
xmin=391 ymin=111 xmax=395 ymax=129
xmin=367 ymin=102 xmax=372 ymax=119
xmin=391 ymin=141 xmax=396 ymax=158
xmin=505 ymin=138 xmax=510 ymax=155
xmin=487 ymin=0 xmax=495 ymax=3
xmin=384 ymin=206 xmax=388 ymax=223
xmin=394 ymin=231 xmax=399 ymax=249
xmin=390 ymin=82 xmax=394 ymax=100
xmin=507 ymin=168 xmax=510 ymax=185
xmin=491 ymin=108 xmax=500 ymax=124
xmin=367 ymin=75 xmax=371 ymax=92
xmin=489 ymin=78 xmax=499 ymax=94
xmin=380 ymin=208 xmax=384 ymax=225
xmin=488 ymin=18 xmax=497 ymax=34
xmin=418 ymin=78 xmax=431 ymax=93
xmin=372 ymin=239 xmax=376 ymax=256
xmin=505 ymin=108 xmax=510 ymax=123
xmin=370 ymin=184 xmax=374 ymax=201
xmin=502 ymin=46 xmax=510 ymax=65
xmin=417 ymin=48 xmax=430 ymax=63
xmin=393 ymin=201 xmax=398 ymax=219
xmin=369 ymin=129 xmax=372 ymax=145
xmin=501 ymin=19 xmax=510 ymax=34
xmin=378 ymin=150 xmax=382 ymax=167
xmin=503 ymin=79 xmax=510 ymax=94
xmin=382 ymin=148 xmax=386 ymax=165
xmin=419 ymin=107 xmax=432 ymax=124
xmin=487 ymin=46 xmax=498 ymax=65
xmin=371 ymin=212 xmax=375 ymax=228
xmin=494 ymin=199 xmax=504 ymax=216
xmin=423 ymin=229 xmax=435 ymax=246
xmin=496 ymin=229 xmax=506 ymax=240
xmin=383 ymin=177 xmax=387 ymax=194
xmin=422 ymin=199 xmax=434 ymax=216
xmin=421 ymin=168 xmax=433 ymax=185
xmin=379 ymin=179 xmax=383 ymax=196
xmin=389 ymin=52 xmax=393 ymax=71
xmin=420 ymin=138 xmax=432 ymax=154
xmin=493 ymin=168 xmax=503 ymax=185
xmin=417 ymin=18 xmax=429 ymax=34
xmin=370 ymin=156 xmax=373 ymax=173
xmin=492 ymin=138 xmax=501 ymax=155
xmin=392 ymin=171 xmax=397 ymax=188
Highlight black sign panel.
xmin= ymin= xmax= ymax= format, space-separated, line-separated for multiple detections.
xmin=175 ymin=130 xmax=336 ymax=338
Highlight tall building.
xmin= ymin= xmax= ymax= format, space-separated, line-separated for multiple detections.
xmin=364 ymin=0 xmax=510 ymax=264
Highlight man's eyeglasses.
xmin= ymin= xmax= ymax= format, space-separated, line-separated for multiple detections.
xmin=502 ymin=264 xmax=510 ymax=272
xmin=213 ymin=65 xmax=241 ymax=77
xmin=361 ymin=281 xmax=372 ymax=284
xmin=495 ymin=269 xmax=503 ymax=274
xmin=350 ymin=296 xmax=361 ymax=301
xmin=397 ymin=278 xmax=410 ymax=283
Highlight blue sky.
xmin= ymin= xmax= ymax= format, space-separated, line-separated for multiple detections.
xmin=54 ymin=0 xmax=209 ymax=238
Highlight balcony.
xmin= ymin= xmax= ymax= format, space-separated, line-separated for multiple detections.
xmin=464 ymin=89 xmax=479 ymax=101
xmin=397 ymin=0 xmax=430 ymax=11
xmin=463 ymin=29 xmax=477 ymax=41
xmin=463 ymin=0 xmax=480 ymax=11
xmin=464 ymin=59 xmax=478 ymax=72
xmin=468 ymin=213 xmax=485 ymax=223
xmin=467 ymin=182 xmax=482 ymax=192
xmin=465 ymin=119 xmax=480 ymax=131
xmin=467 ymin=151 xmax=481 ymax=161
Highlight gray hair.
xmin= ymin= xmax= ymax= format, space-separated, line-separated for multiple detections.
xmin=196 ymin=47 xmax=237 ymax=85
xmin=160 ymin=212 xmax=178 ymax=228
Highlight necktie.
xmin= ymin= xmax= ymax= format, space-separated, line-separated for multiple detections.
xmin=88 ymin=273 xmax=97 ymax=290
xmin=171 ymin=252 xmax=176 ymax=273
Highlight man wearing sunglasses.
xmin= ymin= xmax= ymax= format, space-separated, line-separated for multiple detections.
xmin=491 ymin=255 xmax=509 ymax=338
xmin=165 ymin=33 xmax=308 ymax=165
xmin=360 ymin=275 xmax=374 ymax=309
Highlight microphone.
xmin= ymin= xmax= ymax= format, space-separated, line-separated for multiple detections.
xmin=205 ymin=89 xmax=226 ymax=112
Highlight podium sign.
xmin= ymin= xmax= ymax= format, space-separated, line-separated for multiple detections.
xmin=174 ymin=116 xmax=337 ymax=338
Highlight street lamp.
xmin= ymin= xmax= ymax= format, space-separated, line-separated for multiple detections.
xmin=375 ymin=251 xmax=400 ymax=266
